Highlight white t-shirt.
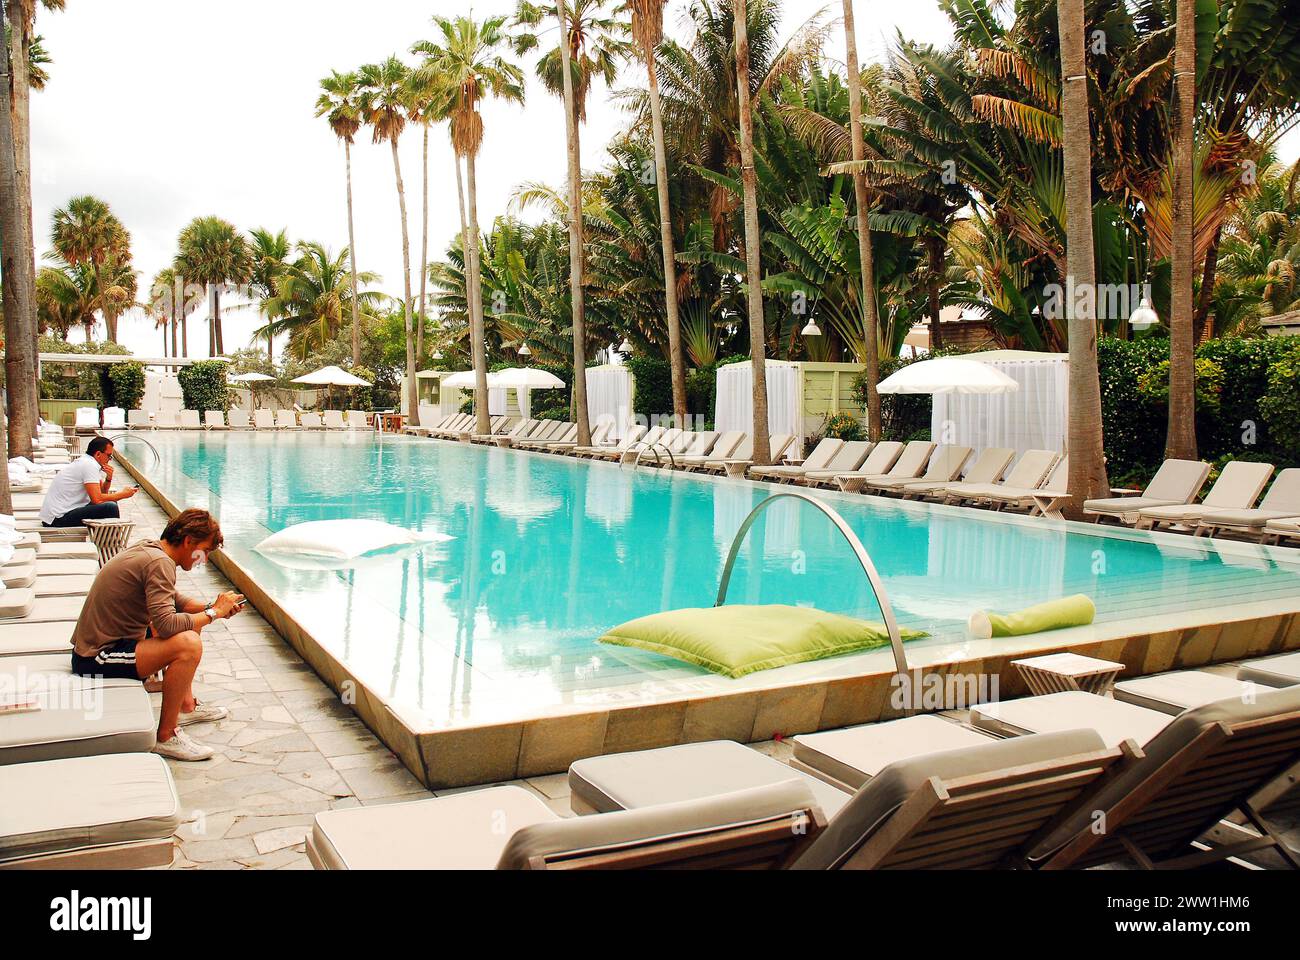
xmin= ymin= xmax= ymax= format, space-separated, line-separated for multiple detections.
xmin=39 ymin=455 xmax=104 ymax=525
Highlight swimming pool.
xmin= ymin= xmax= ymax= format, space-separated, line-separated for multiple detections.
xmin=124 ymin=432 xmax=1300 ymax=784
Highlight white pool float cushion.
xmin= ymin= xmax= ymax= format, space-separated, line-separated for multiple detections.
xmin=255 ymin=519 xmax=451 ymax=561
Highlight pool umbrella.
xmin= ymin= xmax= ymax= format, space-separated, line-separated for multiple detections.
xmin=228 ymin=371 xmax=275 ymax=410
xmin=291 ymin=364 xmax=373 ymax=410
xmin=876 ymin=357 xmax=1020 ymax=395
xmin=489 ymin=368 xmax=564 ymax=419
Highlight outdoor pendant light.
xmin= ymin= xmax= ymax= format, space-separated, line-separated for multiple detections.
xmin=1128 ymin=298 xmax=1159 ymax=331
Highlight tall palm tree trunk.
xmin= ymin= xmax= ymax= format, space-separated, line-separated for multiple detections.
xmin=390 ymin=139 xmax=420 ymax=428
xmin=8 ymin=0 xmax=38 ymax=426
xmin=213 ymin=287 xmax=224 ymax=355
xmin=418 ymin=124 xmax=430 ymax=363
xmin=646 ymin=49 xmax=687 ymax=424
xmin=842 ymin=0 xmax=881 ymax=439
xmin=181 ymin=314 xmax=188 ymax=357
xmin=1166 ymin=0 xmax=1197 ymax=459
xmin=734 ymin=0 xmax=770 ymax=465
xmin=926 ymin=236 xmax=944 ymax=350
xmin=2 ymin=0 xmax=36 ymax=458
xmin=557 ymin=0 xmax=591 ymax=447
xmin=1058 ymin=0 xmax=1109 ymax=512
xmin=466 ymin=151 xmax=491 ymax=437
xmin=171 ymin=315 xmax=178 ymax=357
xmin=345 ymin=139 xmax=361 ymax=366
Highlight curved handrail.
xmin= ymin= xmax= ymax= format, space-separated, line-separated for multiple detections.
xmin=626 ymin=441 xmax=678 ymax=471
xmin=716 ymin=490 xmax=910 ymax=683
xmin=103 ymin=433 xmax=161 ymax=469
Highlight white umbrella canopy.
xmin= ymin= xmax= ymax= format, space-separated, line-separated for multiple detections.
xmin=227 ymin=372 xmax=275 ymax=383
xmin=438 ymin=371 xmax=479 ymax=389
xmin=291 ymin=365 xmax=372 ymax=387
xmin=877 ymin=357 xmax=1020 ymax=395
xmin=490 ymin=367 xmax=564 ymax=390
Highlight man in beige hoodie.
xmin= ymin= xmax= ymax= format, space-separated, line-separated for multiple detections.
xmin=71 ymin=508 xmax=245 ymax=761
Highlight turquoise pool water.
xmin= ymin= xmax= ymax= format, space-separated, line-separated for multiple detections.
xmin=137 ymin=432 xmax=1300 ymax=727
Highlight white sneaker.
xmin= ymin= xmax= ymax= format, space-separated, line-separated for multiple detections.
xmin=178 ymin=700 xmax=229 ymax=726
xmin=153 ymin=729 xmax=215 ymax=762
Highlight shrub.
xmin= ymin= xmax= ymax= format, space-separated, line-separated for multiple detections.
xmin=686 ymin=364 xmax=716 ymax=424
xmin=1136 ymin=357 xmax=1225 ymax=412
xmin=1260 ymin=342 xmax=1300 ymax=457
xmin=821 ymin=411 xmax=864 ymax=441
xmin=177 ymin=360 xmax=232 ymax=413
xmin=107 ymin=361 xmax=146 ymax=412
xmin=625 ymin=355 xmax=672 ymax=420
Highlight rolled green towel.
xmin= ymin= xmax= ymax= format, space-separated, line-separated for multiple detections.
xmin=967 ymin=594 xmax=1095 ymax=639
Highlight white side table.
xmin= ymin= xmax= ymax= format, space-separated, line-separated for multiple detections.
xmin=1011 ymin=653 xmax=1126 ymax=696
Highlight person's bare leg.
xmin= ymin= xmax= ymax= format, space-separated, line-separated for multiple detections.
xmin=136 ymin=631 xmax=202 ymax=741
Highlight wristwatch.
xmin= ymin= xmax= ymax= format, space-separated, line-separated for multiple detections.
xmin=203 ymin=605 xmax=217 ymax=620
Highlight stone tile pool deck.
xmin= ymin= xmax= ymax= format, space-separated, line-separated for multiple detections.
xmin=112 ymin=466 xmax=1298 ymax=869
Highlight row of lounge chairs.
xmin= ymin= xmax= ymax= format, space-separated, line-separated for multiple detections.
xmin=124 ymin=409 xmax=370 ymax=431
xmin=301 ymin=652 xmax=1300 ymax=870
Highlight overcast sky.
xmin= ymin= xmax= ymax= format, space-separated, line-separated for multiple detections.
xmin=35 ymin=1 xmax=1293 ymax=360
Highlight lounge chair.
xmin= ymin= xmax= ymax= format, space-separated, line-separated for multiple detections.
xmin=896 ymin=447 xmax=1014 ymax=500
xmin=178 ymin=410 xmax=202 ymax=430
xmin=1238 ymin=652 xmax=1300 ymax=688
xmin=750 ymin=438 xmax=844 ymax=482
xmin=431 ymin=414 xmax=474 ymax=439
xmin=1082 ymin=458 xmax=1211 ymax=523
xmin=300 ymin=412 xmax=324 ymax=430
xmin=580 ymin=425 xmax=658 ymax=460
xmin=833 ymin=440 xmax=935 ymax=493
xmin=536 ymin=419 xmax=616 ymax=453
xmin=1263 ymin=517 xmax=1300 ymax=544
xmin=0 ymin=590 xmax=86 ymax=624
xmin=322 ymin=410 xmax=346 ymax=430
xmin=0 ymin=754 xmax=180 ymax=868
xmin=0 ymin=679 xmax=155 ymax=765
xmin=345 ymin=410 xmax=368 ymax=430
xmin=672 ymin=430 xmax=720 ymax=461
xmin=673 ymin=430 xmax=745 ymax=469
xmin=520 ymin=423 xmax=577 ymax=451
xmin=228 ymin=409 xmax=250 ymax=429
xmin=101 ymin=407 xmax=126 ymax=431
xmin=73 ymin=407 xmax=100 ymax=433
xmin=253 ymin=409 xmax=275 ymax=430
xmin=203 ymin=410 xmax=228 ymax=430
xmin=620 ymin=426 xmax=682 ymax=463
xmin=868 ymin=444 xmax=971 ymax=495
xmin=782 ymin=440 xmax=874 ymax=485
xmin=944 ymin=449 xmax=1059 ymax=506
xmin=126 ymin=410 xmax=149 ymax=430
xmin=153 ymin=410 xmax=179 ymax=430
xmin=803 ymin=441 xmax=900 ymax=487
xmin=275 ymin=410 xmax=299 ymax=429
xmin=418 ymin=414 xmax=458 ymax=437
xmin=306 ymin=780 xmax=822 ymax=870
xmin=1134 ymin=460 xmax=1275 ymax=531
xmin=566 ymin=731 xmax=1122 ymax=870
xmin=698 ymin=433 xmax=796 ymax=476
xmin=474 ymin=418 xmax=535 ymax=445
xmin=1194 ymin=468 xmax=1300 ymax=539
xmin=1111 ymin=670 xmax=1261 ymax=715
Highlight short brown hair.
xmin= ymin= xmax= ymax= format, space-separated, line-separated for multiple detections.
xmin=161 ymin=509 xmax=224 ymax=549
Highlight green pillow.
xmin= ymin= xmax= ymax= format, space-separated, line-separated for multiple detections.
xmin=599 ymin=604 xmax=928 ymax=679
xmin=967 ymin=594 xmax=1096 ymax=639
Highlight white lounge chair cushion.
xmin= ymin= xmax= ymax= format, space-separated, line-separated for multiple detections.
xmin=1113 ymin=671 xmax=1259 ymax=715
xmin=1 ymin=594 xmax=86 ymax=623
xmin=310 ymin=785 xmax=558 ymax=870
xmin=0 ymin=753 xmax=179 ymax=863
xmin=0 ymin=684 xmax=155 ymax=764
xmin=34 ymin=575 xmax=95 ymax=598
xmin=2 ymin=548 xmax=36 ymax=567
xmin=0 ymin=652 xmax=140 ymax=688
xmin=35 ymin=558 xmax=98 ymax=577
xmin=1237 ymin=652 xmax=1300 ymax=688
xmin=38 ymin=541 xmax=98 ymax=560
xmin=971 ymin=690 xmax=1172 ymax=747
xmin=0 ymin=587 xmax=35 ymax=619
xmin=792 ymin=715 xmax=995 ymax=789
xmin=1202 ymin=508 xmax=1299 ymax=528
xmin=567 ymin=740 xmax=851 ymax=817
xmin=0 ymin=621 xmax=72 ymax=657
xmin=1 ymin=563 xmax=35 ymax=590
xmin=1083 ymin=496 xmax=1180 ymax=515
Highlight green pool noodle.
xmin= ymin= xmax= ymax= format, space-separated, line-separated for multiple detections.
xmin=967 ymin=594 xmax=1096 ymax=639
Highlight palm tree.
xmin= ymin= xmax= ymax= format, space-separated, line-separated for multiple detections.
xmin=49 ymin=194 xmax=131 ymax=340
xmin=359 ymin=56 xmax=420 ymax=427
xmin=247 ymin=227 xmax=292 ymax=360
xmin=256 ymin=241 xmax=385 ymax=361
xmin=515 ymin=0 xmax=628 ymax=445
xmin=173 ymin=215 xmax=253 ymax=356
xmin=412 ymin=15 xmax=525 ymax=436
xmin=35 ymin=262 xmax=88 ymax=340
xmin=1057 ymin=0 xmax=1108 ymax=510
xmin=839 ymin=0 xmax=880 ymax=439
xmin=1166 ymin=0 xmax=1197 ymax=459
xmin=626 ymin=0 xmax=688 ymax=423
xmin=733 ymin=0 xmax=770 ymax=464
xmin=315 ymin=70 xmax=365 ymax=366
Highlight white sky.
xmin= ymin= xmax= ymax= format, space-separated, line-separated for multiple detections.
xmin=31 ymin=0 xmax=954 ymax=358
xmin=39 ymin=1 xmax=1293 ymax=359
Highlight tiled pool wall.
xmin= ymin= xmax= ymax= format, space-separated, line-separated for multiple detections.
xmin=119 ymin=448 xmax=1300 ymax=789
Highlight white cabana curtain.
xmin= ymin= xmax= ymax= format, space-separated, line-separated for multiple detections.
xmin=931 ymin=356 xmax=1067 ymax=455
xmin=586 ymin=365 xmax=634 ymax=439
xmin=714 ymin=361 xmax=800 ymax=441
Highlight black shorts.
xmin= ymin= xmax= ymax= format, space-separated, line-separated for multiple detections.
xmin=71 ymin=639 xmax=143 ymax=681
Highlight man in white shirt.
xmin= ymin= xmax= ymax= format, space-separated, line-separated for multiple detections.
xmin=39 ymin=436 xmax=138 ymax=527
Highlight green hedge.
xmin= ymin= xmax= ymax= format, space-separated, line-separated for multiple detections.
xmin=107 ymin=362 xmax=146 ymax=412
xmin=177 ymin=360 xmax=232 ymax=413
xmin=625 ymin=355 xmax=673 ymax=421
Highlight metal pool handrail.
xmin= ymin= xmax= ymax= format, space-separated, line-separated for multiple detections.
xmin=626 ymin=442 xmax=678 ymax=470
xmin=103 ymin=433 xmax=161 ymax=469
xmin=715 ymin=490 xmax=911 ymax=682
